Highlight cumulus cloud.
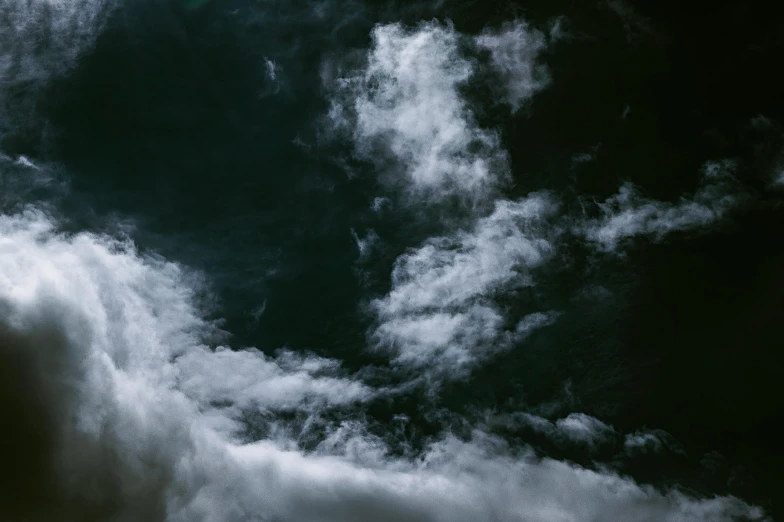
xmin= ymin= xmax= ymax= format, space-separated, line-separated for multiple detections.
xmin=328 ymin=21 xmax=510 ymax=201
xmin=577 ymin=159 xmax=742 ymax=252
xmin=0 ymin=207 xmax=764 ymax=521
xmin=475 ymin=20 xmax=550 ymax=112
xmin=370 ymin=194 xmax=561 ymax=378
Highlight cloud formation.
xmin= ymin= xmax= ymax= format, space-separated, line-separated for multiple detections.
xmin=0 ymin=0 xmax=115 ymax=155
xmin=328 ymin=22 xmax=513 ymax=201
xmin=0 ymin=204 xmax=763 ymax=521
xmin=494 ymin=412 xmax=617 ymax=452
xmin=369 ymin=194 xmax=560 ymax=378
xmin=0 ymin=0 xmax=111 ymax=84
xmin=577 ymin=160 xmax=742 ymax=252
xmin=475 ymin=20 xmax=550 ymax=112
xmin=0 ymin=4 xmax=768 ymax=519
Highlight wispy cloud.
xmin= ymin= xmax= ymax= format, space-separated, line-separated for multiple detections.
xmin=624 ymin=429 xmax=684 ymax=456
xmin=576 ymin=160 xmax=742 ymax=252
xmin=369 ymin=194 xmax=561 ymax=379
xmin=0 ymin=0 xmax=112 ymax=84
xmin=475 ymin=20 xmax=550 ymax=113
xmin=327 ymin=22 xmax=511 ymax=202
xmin=493 ymin=412 xmax=617 ymax=452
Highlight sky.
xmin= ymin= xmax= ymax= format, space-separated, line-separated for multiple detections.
xmin=1 ymin=0 xmax=782 ymax=520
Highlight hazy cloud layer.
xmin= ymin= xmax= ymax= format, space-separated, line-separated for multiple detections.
xmin=0 ymin=0 xmax=112 ymax=84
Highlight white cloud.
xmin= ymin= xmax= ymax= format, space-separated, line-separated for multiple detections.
xmin=0 ymin=207 xmax=762 ymax=521
xmin=577 ymin=159 xmax=741 ymax=252
xmin=176 ymin=346 xmax=372 ymax=435
xmin=555 ymin=413 xmax=615 ymax=446
xmin=370 ymin=194 xmax=561 ymax=378
xmin=494 ymin=412 xmax=616 ymax=451
xmin=14 ymin=155 xmax=39 ymax=170
xmin=624 ymin=429 xmax=684 ymax=456
xmin=475 ymin=20 xmax=550 ymax=112
xmin=328 ymin=22 xmax=510 ymax=201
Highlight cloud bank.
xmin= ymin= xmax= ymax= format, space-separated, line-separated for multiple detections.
xmin=0 ymin=205 xmax=762 ymax=522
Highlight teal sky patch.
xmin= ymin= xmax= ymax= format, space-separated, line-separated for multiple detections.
xmin=184 ymin=0 xmax=211 ymax=10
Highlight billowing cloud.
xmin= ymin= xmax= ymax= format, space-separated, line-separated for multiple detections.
xmin=370 ymin=194 xmax=562 ymax=378
xmin=577 ymin=159 xmax=742 ymax=252
xmin=328 ymin=21 xmax=510 ymax=201
xmin=0 ymin=207 xmax=763 ymax=521
xmin=475 ymin=20 xmax=550 ymax=112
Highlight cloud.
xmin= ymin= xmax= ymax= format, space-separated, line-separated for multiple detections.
xmin=555 ymin=413 xmax=615 ymax=447
xmin=493 ymin=412 xmax=617 ymax=451
xmin=0 ymin=0 xmax=112 ymax=84
xmin=327 ymin=21 xmax=510 ymax=201
xmin=624 ymin=429 xmax=684 ymax=456
xmin=176 ymin=346 xmax=372 ymax=435
xmin=0 ymin=152 xmax=68 ymax=211
xmin=475 ymin=20 xmax=550 ymax=113
xmin=0 ymin=0 xmax=114 ymax=153
xmin=258 ymin=56 xmax=287 ymax=98
xmin=351 ymin=227 xmax=380 ymax=262
xmin=370 ymin=194 xmax=562 ymax=378
xmin=0 ymin=207 xmax=764 ymax=521
xmin=577 ymin=159 xmax=742 ymax=252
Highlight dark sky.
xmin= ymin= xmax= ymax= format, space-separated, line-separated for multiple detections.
xmin=1 ymin=0 xmax=782 ymax=520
